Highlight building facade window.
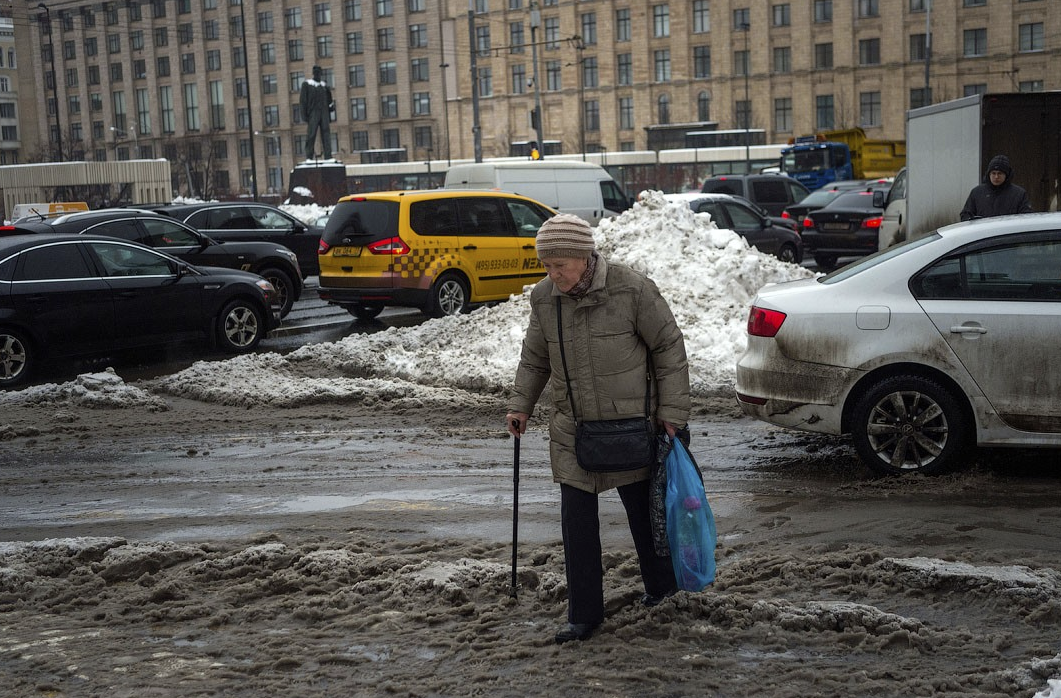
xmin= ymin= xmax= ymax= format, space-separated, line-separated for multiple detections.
xmin=773 ymin=46 xmax=791 ymax=73
xmin=693 ymin=0 xmax=710 ymax=32
xmin=617 ymin=54 xmax=632 ymax=85
xmin=698 ymin=92 xmax=711 ymax=121
xmin=694 ymin=46 xmax=711 ymax=78
xmin=346 ymin=33 xmax=362 ymax=54
xmin=411 ymin=57 xmax=429 ymax=81
xmin=658 ymin=94 xmax=670 ymax=124
xmin=735 ymin=99 xmax=750 ymax=129
xmin=380 ymin=94 xmax=398 ymax=118
xmin=511 ymin=64 xmax=526 ymax=94
xmin=963 ymin=28 xmax=986 ymax=56
xmin=616 ymin=9 xmax=631 ymax=41
xmin=1019 ymin=23 xmax=1044 ymax=52
xmin=653 ymin=5 xmax=670 ymax=38
xmin=654 ymin=49 xmax=671 ymax=82
xmin=772 ymin=4 xmax=790 ymax=27
xmin=184 ymin=83 xmax=200 ymax=131
xmin=733 ymin=8 xmax=750 ymax=29
xmin=774 ymin=96 xmax=792 ymax=132
xmin=910 ymin=33 xmax=928 ymax=61
xmin=477 ymin=67 xmax=492 ymax=97
xmin=858 ymin=0 xmax=879 ymax=17
xmin=816 ymin=94 xmax=834 ymax=129
xmin=582 ymin=57 xmax=598 ymax=88
xmin=581 ymin=13 xmax=597 ymax=45
xmin=814 ymin=0 xmax=832 ymax=22
xmin=584 ymin=100 xmax=599 ymax=131
xmin=814 ymin=42 xmax=833 ymax=69
xmin=378 ymin=27 xmax=395 ymax=51
xmin=379 ymin=61 xmax=396 ymax=85
xmin=860 ymin=91 xmax=881 ymax=126
xmin=314 ymin=3 xmax=331 ymax=25
xmin=859 ymin=38 xmax=880 ymax=65
xmin=410 ymin=24 xmax=427 ymax=48
xmin=351 ymin=97 xmax=367 ymax=120
xmin=510 ymin=22 xmax=525 ymax=53
xmin=546 ymin=60 xmax=561 ymax=90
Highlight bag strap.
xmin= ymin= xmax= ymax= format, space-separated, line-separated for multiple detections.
xmin=555 ymin=295 xmax=651 ymax=424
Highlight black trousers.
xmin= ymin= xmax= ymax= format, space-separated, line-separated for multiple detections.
xmin=560 ymin=480 xmax=676 ymax=625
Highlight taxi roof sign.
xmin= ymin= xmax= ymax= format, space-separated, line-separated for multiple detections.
xmin=11 ymin=202 xmax=89 ymax=222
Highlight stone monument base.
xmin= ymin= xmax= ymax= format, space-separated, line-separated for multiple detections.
xmin=288 ymin=160 xmax=347 ymax=206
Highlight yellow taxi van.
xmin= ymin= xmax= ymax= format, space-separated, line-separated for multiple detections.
xmin=316 ymin=190 xmax=556 ymax=319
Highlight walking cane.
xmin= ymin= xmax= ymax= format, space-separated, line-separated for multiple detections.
xmin=510 ymin=419 xmax=521 ymax=599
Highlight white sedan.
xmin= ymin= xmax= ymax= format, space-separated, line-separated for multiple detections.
xmin=735 ymin=212 xmax=1061 ymax=475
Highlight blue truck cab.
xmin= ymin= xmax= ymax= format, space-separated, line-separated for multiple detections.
xmin=779 ymin=136 xmax=854 ymax=191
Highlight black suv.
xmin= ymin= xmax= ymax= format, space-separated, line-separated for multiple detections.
xmin=701 ymin=174 xmax=810 ymax=217
xmin=0 ymin=233 xmax=280 ymax=388
xmin=140 ymin=202 xmax=320 ymax=276
xmin=11 ymin=209 xmax=303 ymax=317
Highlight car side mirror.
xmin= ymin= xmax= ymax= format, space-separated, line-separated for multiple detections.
xmin=873 ymin=190 xmax=886 ymax=208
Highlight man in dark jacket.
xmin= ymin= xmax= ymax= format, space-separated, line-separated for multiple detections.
xmin=959 ymin=154 xmax=1033 ymax=221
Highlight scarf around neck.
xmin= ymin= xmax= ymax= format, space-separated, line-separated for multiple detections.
xmin=565 ymin=253 xmax=598 ymax=300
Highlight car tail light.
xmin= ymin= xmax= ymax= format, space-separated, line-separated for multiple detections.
xmin=736 ymin=392 xmax=768 ymax=405
xmin=367 ymin=236 xmax=410 ymax=255
xmin=863 ymin=216 xmax=883 ymax=229
xmin=781 ymin=211 xmax=791 ymax=219
xmin=747 ymin=306 xmax=786 ymax=337
xmin=318 ymin=240 xmax=331 ymax=255
xmin=802 ymin=216 xmax=815 ymax=229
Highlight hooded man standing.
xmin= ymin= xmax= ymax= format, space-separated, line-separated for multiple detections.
xmin=960 ymin=154 xmax=1033 ymax=221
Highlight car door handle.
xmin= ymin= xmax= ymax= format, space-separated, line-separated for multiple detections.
xmin=118 ymin=290 xmax=140 ymax=298
xmin=463 ymin=245 xmax=478 ymax=250
xmin=950 ymin=325 xmax=987 ymax=334
xmin=522 ymin=244 xmax=535 ymax=250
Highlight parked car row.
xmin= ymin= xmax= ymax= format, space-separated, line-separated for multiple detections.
xmin=0 ymin=232 xmax=281 ymax=388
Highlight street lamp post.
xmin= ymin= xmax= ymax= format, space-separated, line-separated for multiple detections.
xmin=237 ymin=0 xmax=258 ymax=200
xmin=37 ymin=4 xmax=62 ymax=162
xmin=529 ymin=2 xmax=544 ymax=156
xmin=740 ymin=22 xmax=751 ymax=174
xmin=468 ymin=1 xmax=482 ymax=163
xmin=575 ymin=36 xmax=585 ymax=161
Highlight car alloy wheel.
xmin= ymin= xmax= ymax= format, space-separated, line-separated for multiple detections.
xmin=260 ymin=267 xmax=295 ymax=318
xmin=427 ymin=272 xmax=469 ymax=317
xmin=218 ymin=300 xmax=264 ymax=352
xmin=851 ymin=374 xmax=969 ymax=476
xmin=0 ymin=330 xmax=32 ymax=388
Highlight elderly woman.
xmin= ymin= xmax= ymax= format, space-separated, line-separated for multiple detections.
xmin=506 ymin=213 xmax=691 ymax=644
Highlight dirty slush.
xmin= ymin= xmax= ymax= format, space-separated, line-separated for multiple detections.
xmin=2 ymin=390 xmax=1061 ymax=698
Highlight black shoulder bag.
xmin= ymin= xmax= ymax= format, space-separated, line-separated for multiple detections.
xmin=556 ymin=296 xmax=657 ymax=473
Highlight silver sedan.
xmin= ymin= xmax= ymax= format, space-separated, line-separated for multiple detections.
xmin=735 ymin=212 xmax=1061 ymax=475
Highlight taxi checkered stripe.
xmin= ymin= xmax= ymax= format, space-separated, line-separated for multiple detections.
xmin=392 ymin=246 xmax=459 ymax=279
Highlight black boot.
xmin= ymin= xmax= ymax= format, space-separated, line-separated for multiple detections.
xmin=554 ymin=622 xmax=599 ymax=644
xmin=640 ymin=588 xmax=678 ymax=607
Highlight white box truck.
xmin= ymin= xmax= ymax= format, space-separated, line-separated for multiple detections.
xmin=443 ymin=160 xmax=632 ymax=226
xmin=879 ymin=92 xmax=1061 ymax=249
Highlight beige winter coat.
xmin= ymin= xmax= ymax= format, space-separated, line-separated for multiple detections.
xmin=508 ymin=255 xmax=691 ymax=493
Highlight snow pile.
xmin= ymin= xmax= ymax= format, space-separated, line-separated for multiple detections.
xmin=0 ymin=368 xmax=166 ymax=410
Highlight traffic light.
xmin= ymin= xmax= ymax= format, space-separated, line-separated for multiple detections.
xmin=530 ymin=107 xmax=540 ymax=130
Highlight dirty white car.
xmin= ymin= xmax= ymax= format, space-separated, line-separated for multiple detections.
xmin=735 ymin=212 xmax=1061 ymax=475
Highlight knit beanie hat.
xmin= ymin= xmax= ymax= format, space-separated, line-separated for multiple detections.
xmin=987 ymin=154 xmax=1013 ymax=180
xmin=535 ymin=213 xmax=596 ymax=260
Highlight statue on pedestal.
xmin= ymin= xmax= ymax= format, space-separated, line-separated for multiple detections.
xmin=300 ymin=65 xmax=334 ymax=160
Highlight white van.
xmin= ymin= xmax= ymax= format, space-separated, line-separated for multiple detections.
xmin=443 ymin=161 xmax=632 ymax=225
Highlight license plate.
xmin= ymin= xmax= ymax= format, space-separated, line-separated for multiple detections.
xmin=820 ymin=222 xmax=849 ymax=232
xmin=333 ymin=246 xmax=363 ymax=257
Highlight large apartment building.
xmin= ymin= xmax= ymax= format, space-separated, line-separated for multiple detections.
xmin=12 ymin=0 xmax=1059 ymax=198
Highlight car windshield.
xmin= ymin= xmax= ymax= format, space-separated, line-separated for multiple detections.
xmin=782 ymin=149 xmax=828 ymax=173
xmin=818 ymin=234 xmax=940 ymax=284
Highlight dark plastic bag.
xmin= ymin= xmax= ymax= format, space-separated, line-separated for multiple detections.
xmin=665 ymin=437 xmax=717 ymax=591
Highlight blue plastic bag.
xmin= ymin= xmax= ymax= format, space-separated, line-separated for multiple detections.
xmin=665 ymin=437 xmax=717 ymax=591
